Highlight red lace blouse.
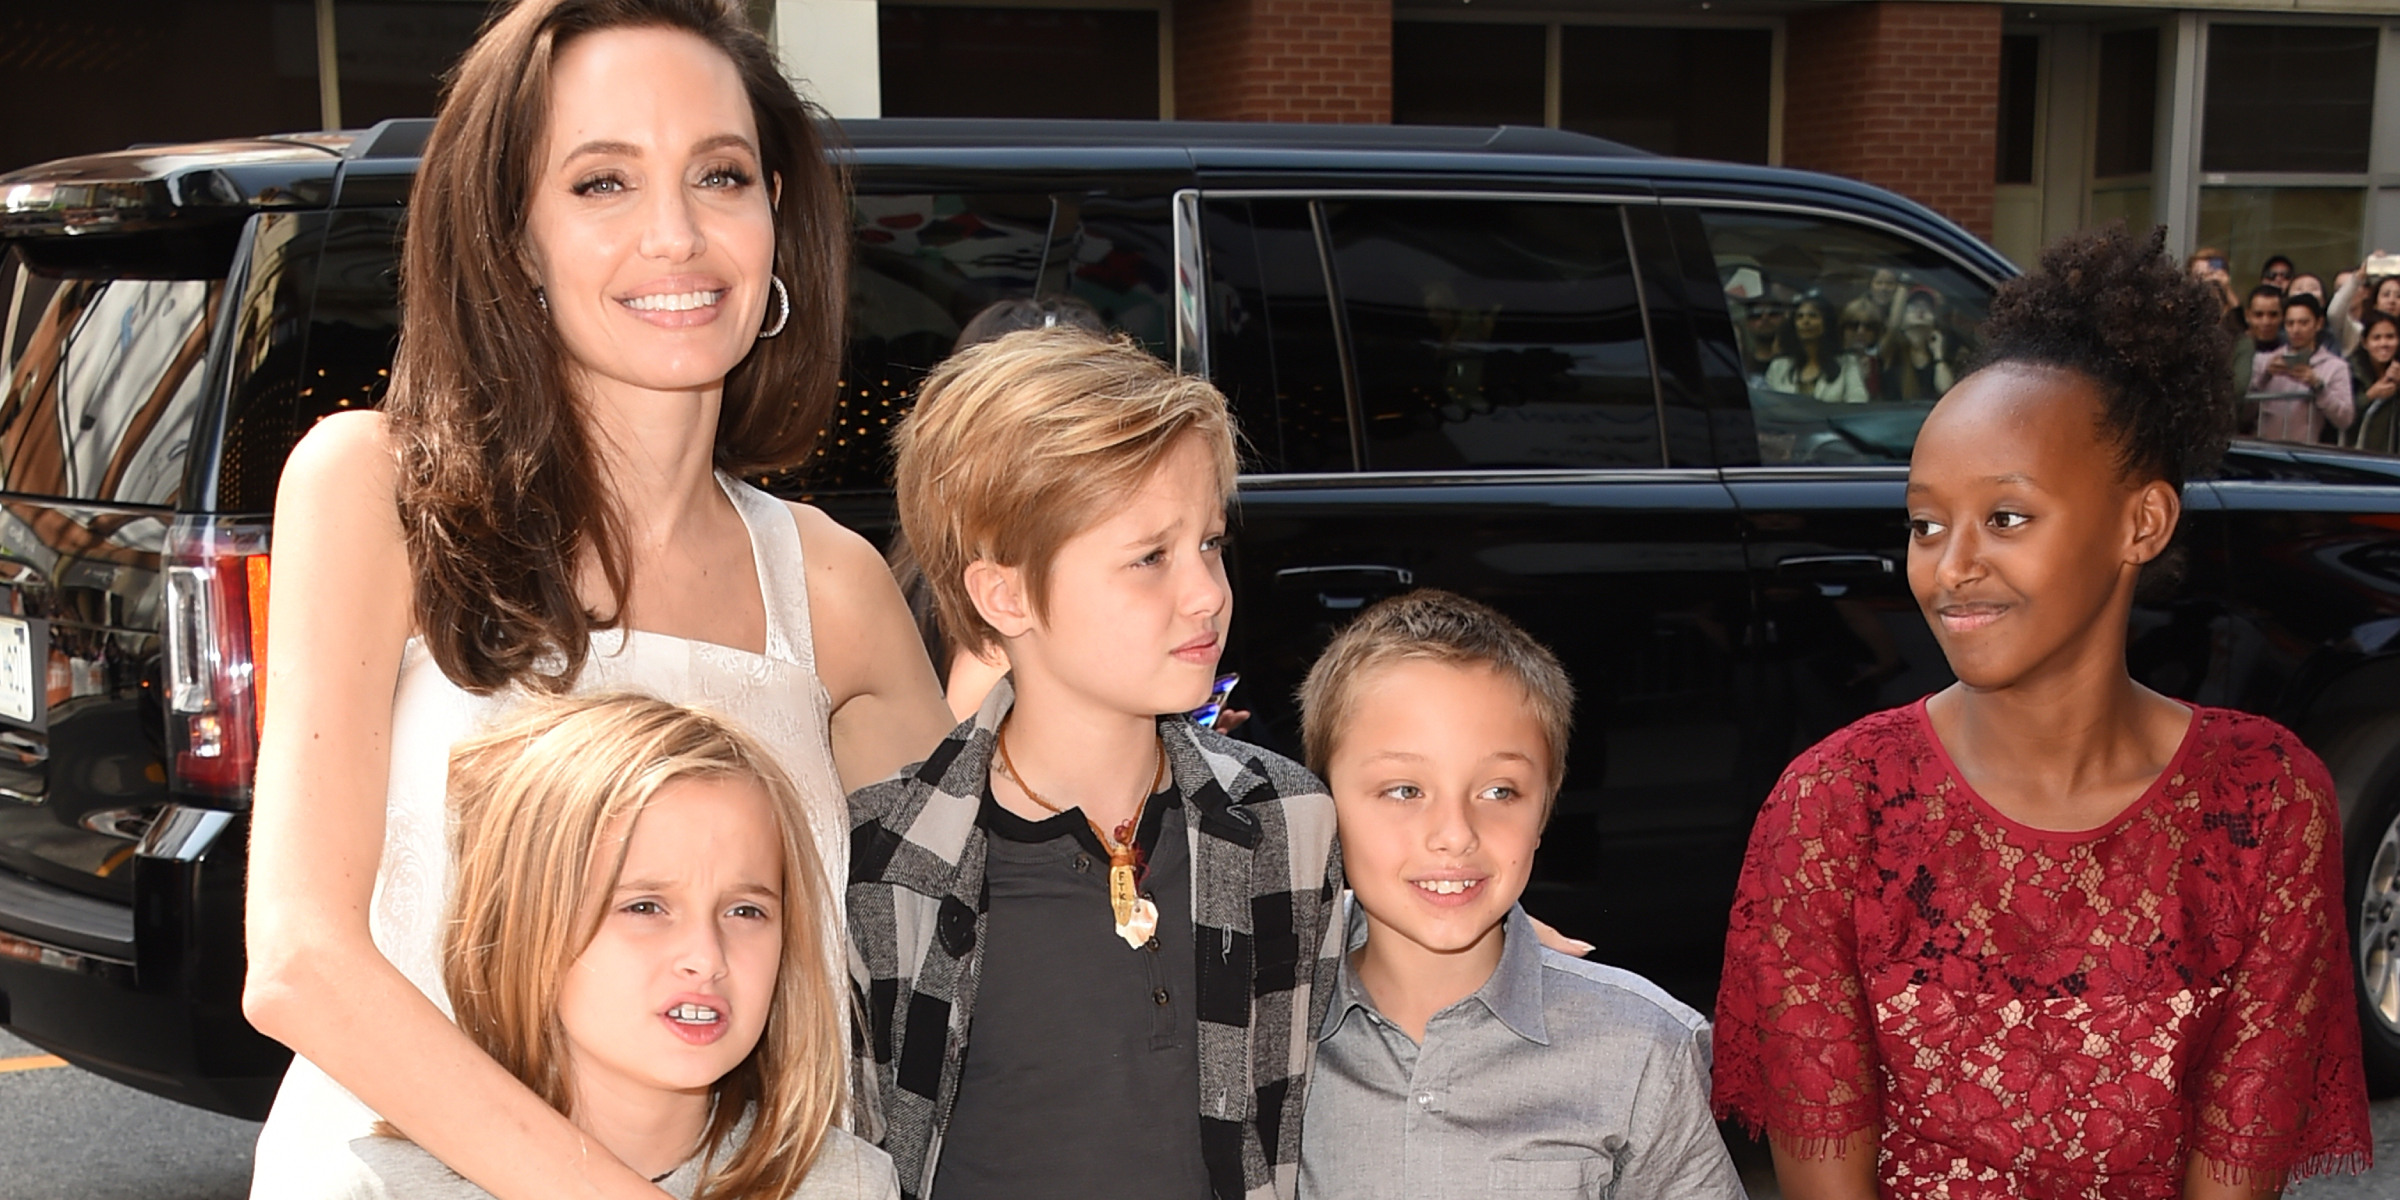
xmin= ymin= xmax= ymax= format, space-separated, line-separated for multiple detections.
xmin=1712 ymin=701 xmax=2371 ymax=1198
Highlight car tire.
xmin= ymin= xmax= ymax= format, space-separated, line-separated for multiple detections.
xmin=2350 ymin=771 xmax=2400 ymax=1095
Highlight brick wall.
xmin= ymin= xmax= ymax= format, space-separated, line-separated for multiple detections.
xmin=1784 ymin=2 xmax=2001 ymax=239
xmin=1174 ymin=0 xmax=1391 ymax=122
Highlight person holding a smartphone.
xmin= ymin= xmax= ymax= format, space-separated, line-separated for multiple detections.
xmin=2249 ymin=291 xmax=2354 ymax=444
xmin=2188 ymin=247 xmax=2242 ymax=332
xmin=2324 ymin=250 xmax=2400 ymax=355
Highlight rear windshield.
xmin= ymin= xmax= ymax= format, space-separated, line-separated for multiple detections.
xmin=0 ymin=248 xmax=220 ymax=507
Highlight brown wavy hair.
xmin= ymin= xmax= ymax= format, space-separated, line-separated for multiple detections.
xmin=388 ymin=0 xmax=849 ymax=692
xmin=440 ymin=693 xmax=846 ymax=1199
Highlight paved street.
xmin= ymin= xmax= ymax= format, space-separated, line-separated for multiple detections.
xmin=5 ymin=1020 xmax=2400 ymax=1198
xmin=0 ymin=1029 xmax=259 ymax=1199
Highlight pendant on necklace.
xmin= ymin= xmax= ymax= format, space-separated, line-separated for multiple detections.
xmin=1108 ymin=860 xmax=1159 ymax=948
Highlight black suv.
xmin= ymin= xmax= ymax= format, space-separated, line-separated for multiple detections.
xmin=8 ymin=119 xmax=2400 ymax=1118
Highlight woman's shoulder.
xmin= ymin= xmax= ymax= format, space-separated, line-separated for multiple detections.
xmin=280 ymin=409 xmax=398 ymax=502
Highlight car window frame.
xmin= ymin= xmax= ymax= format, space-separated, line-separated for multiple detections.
xmin=1191 ymin=187 xmax=1675 ymax=482
xmin=1660 ymin=196 xmax=2010 ymax=473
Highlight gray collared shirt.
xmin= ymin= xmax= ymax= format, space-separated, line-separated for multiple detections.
xmin=1299 ymin=904 xmax=1742 ymax=1200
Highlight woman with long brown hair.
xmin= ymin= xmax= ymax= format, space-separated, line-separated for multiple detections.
xmin=241 ymin=1 xmax=951 ymax=1196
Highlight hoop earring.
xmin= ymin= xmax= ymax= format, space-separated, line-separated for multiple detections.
xmin=759 ymin=276 xmax=790 ymax=339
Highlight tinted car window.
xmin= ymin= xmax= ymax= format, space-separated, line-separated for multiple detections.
xmin=1203 ymin=197 xmax=1353 ymax=473
xmin=1697 ymin=208 xmax=1992 ymax=466
xmin=1322 ymin=199 xmax=1659 ymax=471
xmin=0 ymin=250 xmax=218 ymax=506
xmin=1050 ymin=194 xmax=1174 ymax=356
xmin=801 ymin=191 xmax=1174 ymax=492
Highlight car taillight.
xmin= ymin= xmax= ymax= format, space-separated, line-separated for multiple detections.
xmin=163 ymin=518 xmax=270 ymax=801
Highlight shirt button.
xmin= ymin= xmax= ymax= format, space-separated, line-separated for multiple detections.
xmin=1144 ymin=936 xmax=1161 ymax=953
xmin=1153 ymin=988 xmax=1171 ymax=1006
xmin=1414 ymin=1092 xmax=1432 ymax=1107
xmin=1073 ymin=853 xmax=1091 ymax=872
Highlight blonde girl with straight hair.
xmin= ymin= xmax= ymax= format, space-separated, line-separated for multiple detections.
xmin=340 ymin=693 xmax=896 ymax=1199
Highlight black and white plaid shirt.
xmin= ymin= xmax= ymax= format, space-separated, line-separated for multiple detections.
xmin=846 ymin=678 xmax=1343 ymax=1200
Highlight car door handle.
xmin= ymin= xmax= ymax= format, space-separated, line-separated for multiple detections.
xmin=1774 ymin=553 xmax=1895 ymax=577
xmin=1275 ymin=564 xmax=1414 ymax=610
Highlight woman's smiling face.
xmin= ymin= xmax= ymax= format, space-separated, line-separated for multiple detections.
xmin=1905 ymin=364 xmax=2174 ymax=691
xmin=2369 ymin=322 xmax=2399 ymax=367
xmin=522 ymin=26 xmax=778 ymax=400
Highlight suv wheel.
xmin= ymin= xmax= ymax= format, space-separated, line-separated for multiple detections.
xmin=2355 ymin=780 xmax=2400 ymax=1094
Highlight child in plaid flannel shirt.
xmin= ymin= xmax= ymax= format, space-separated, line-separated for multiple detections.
xmin=846 ymin=328 xmax=1343 ymax=1200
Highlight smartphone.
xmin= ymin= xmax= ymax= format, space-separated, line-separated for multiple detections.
xmin=2284 ymin=349 xmax=2310 ymax=366
xmin=1190 ymin=673 xmax=1240 ymax=729
xmin=2366 ymin=252 xmax=2400 ymax=276
xmin=2205 ymin=257 xmax=2228 ymax=274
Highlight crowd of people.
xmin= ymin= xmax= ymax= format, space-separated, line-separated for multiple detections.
xmin=222 ymin=3 xmax=2377 ymax=1200
xmin=1733 ymin=265 xmax=1975 ymax=405
xmin=2192 ymin=245 xmax=2400 ymax=451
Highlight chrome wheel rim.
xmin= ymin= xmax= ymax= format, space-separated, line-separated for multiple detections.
xmin=2364 ymin=808 xmax=2400 ymax=1033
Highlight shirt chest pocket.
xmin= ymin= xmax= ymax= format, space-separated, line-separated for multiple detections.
xmin=1487 ymin=1153 xmax=1610 ymax=1198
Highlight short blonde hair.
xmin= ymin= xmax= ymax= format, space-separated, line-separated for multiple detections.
xmin=1297 ymin=590 xmax=1576 ymax=814
xmin=441 ymin=694 xmax=843 ymax=1200
xmin=892 ymin=327 xmax=1238 ymax=655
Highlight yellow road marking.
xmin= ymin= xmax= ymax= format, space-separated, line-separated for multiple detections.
xmin=0 ymin=1053 xmax=67 ymax=1073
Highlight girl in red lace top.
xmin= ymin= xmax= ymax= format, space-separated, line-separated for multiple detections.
xmin=1714 ymin=226 xmax=2373 ymax=1200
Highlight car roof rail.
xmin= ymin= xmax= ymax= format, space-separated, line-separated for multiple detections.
xmin=350 ymin=119 xmax=436 ymax=161
xmin=832 ymin=117 xmax=1649 ymax=159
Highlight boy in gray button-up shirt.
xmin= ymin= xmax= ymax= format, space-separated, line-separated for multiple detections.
xmin=1294 ymin=591 xmax=1742 ymax=1200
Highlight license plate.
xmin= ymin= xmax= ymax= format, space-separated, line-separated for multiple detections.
xmin=0 ymin=617 xmax=36 ymax=725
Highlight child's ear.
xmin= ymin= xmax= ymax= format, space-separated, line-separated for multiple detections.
xmin=964 ymin=559 xmax=1036 ymax=640
xmin=2125 ymin=478 xmax=2181 ymax=566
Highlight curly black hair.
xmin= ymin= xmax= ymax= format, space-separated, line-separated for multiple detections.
xmin=1976 ymin=224 xmax=2234 ymax=489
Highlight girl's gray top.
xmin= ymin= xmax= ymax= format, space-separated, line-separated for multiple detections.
xmin=317 ymin=1120 xmax=898 ymax=1200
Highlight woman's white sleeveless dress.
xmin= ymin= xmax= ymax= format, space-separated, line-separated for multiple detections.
xmin=249 ymin=474 xmax=850 ymax=1193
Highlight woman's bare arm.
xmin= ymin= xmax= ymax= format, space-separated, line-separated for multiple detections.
xmin=241 ymin=411 xmax=670 ymax=1200
xmin=1771 ymin=1129 xmax=1881 ymax=1200
xmin=790 ymin=503 xmax=956 ymax=791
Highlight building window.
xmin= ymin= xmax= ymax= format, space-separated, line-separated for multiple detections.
xmin=325 ymin=1 xmax=486 ymax=129
xmin=2197 ymin=23 xmax=2382 ymax=289
xmin=2088 ymin=26 xmax=2160 ymax=243
xmin=1560 ymin=27 xmax=1772 ymax=164
xmin=1996 ymin=34 xmax=2039 ymax=185
xmin=878 ymin=6 xmax=1160 ymax=119
xmin=2196 ymin=187 xmax=2366 ymax=294
xmin=0 ymin=2 xmax=320 ymax=173
xmin=1393 ymin=22 xmax=1545 ymax=128
xmin=2093 ymin=27 xmax=2159 ymax=180
xmin=2202 ymin=25 xmax=2377 ymax=175
xmin=1391 ymin=20 xmax=1774 ymax=165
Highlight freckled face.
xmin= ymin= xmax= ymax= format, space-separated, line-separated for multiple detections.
xmin=1905 ymin=365 xmax=2161 ymax=690
xmin=522 ymin=27 xmax=777 ymax=398
xmin=1327 ymin=660 xmax=1548 ymax=962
